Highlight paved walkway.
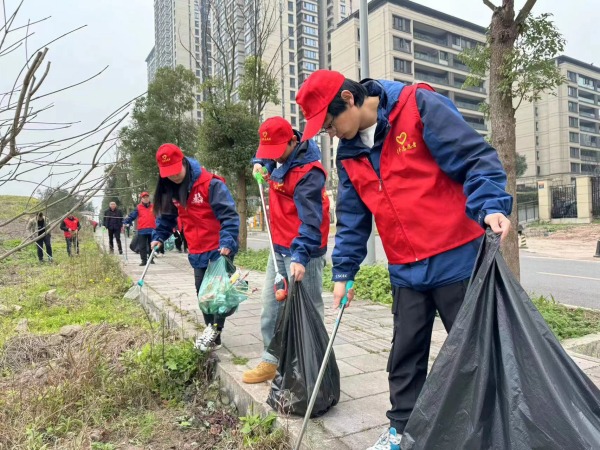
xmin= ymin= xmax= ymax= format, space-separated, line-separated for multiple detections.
xmin=98 ymin=231 xmax=600 ymax=450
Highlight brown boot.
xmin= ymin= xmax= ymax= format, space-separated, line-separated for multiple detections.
xmin=242 ymin=362 xmax=278 ymax=384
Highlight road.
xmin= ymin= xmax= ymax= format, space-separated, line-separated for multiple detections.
xmin=247 ymin=233 xmax=600 ymax=309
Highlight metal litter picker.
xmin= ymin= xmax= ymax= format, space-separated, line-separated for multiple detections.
xmin=254 ymin=169 xmax=288 ymax=301
xmin=124 ymin=246 xmax=158 ymax=300
xmin=294 ymin=280 xmax=354 ymax=450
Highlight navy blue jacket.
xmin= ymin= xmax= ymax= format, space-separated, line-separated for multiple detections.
xmin=152 ymin=157 xmax=239 ymax=269
xmin=253 ymin=130 xmax=327 ymax=266
xmin=333 ymin=79 xmax=513 ymax=290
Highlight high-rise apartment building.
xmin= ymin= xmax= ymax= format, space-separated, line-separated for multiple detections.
xmin=328 ymin=0 xmax=488 ymax=170
xmin=516 ymin=56 xmax=600 ymax=186
xmin=147 ymin=0 xmax=211 ymax=121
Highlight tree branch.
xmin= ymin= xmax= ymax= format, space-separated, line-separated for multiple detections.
xmin=515 ymin=0 xmax=537 ymax=25
xmin=483 ymin=0 xmax=497 ymax=11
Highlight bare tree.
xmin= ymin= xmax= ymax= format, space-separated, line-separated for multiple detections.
xmin=0 ymin=0 xmax=136 ymax=260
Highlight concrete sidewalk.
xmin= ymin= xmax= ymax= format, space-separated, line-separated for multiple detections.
xmin=99 ymin=231 xmax=600 ymax=450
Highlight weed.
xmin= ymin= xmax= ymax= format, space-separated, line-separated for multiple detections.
xmin=533 ymin=295 xmax=600 ymax=340
xmin=240 ymin=410 xmax=286 ymax=448
xmin=233 ymin=356 xmax=249 ymax=365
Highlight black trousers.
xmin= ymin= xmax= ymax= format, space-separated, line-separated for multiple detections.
xmin=65 ymin=236 xmax=79 ymax=256
xmin=194 ymin=264 xmax=237 ymax=331
xmin=175 ymin=229 xmax=188 ymax=252
xmin=107 ymin=228 xmax=122 ymax=252
xmin=36 ymin=234 xmax=52 ymax=260
xmin=387 ymin=279 xmax=469 ymax=432
xmin=138 ymin=234 xmax=153 ymax=263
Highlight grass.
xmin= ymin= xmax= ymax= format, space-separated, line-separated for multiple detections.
xmin=0 ymin=230 xmax=289 ymax=449
xmin=237 ymin=249 xmax=599 ymax=341
xmin=233 ymin=356 xmax=250 ymax=365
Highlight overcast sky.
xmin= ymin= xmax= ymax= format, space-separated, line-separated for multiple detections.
xmin=0 ymin=0 xmax=597 ymax=211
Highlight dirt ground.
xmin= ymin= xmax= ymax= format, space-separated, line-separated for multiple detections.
xmin=524 ymin=223 xmax=600 ymax=260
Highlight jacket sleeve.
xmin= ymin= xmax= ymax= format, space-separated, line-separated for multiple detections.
xmin=123 ymin=209 xmax=138 ymax=226
xmin=251 ymin=157 xmax=276 ymax=174
xmin=152 ymin=213 xmax=177 ymax=243
xmin=291 ymin=168 xmax=326 ymax=266
xmin=77 ymin=220 xmax=81 ymax=231
xmin=102 ymin=212 xmax=107 ymax=228
xmin=59 ymin=220 xmax=68 ymax=232
xmin=209 ymin=179 xmax=240 ymax=254
xmin=331 ymin=160 xmax=372 ymax=282
xmin=417 ymin=89 xmax=513 ymax=225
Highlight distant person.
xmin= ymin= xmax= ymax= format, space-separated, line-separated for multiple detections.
xmin=60 ymin=213 xmax=81 ymax=257
xmin=91 ymin=220 xmax=98 ymax=232
xmin=27 ymin=212 xmax=53 ymax=263
xmin=103 ymin=201 xmax=124 ymax=254
xmin=123 ymin=192 xmax=156 ymax=266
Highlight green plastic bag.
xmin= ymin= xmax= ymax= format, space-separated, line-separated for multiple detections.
xmin=164 ymin=235 xmax=176 ymax=251
xmin=198 ymin=257 xmax=248 ymax=315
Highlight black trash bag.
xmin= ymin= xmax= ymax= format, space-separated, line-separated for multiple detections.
xmin=266 ymin=281 xmax=340 ymax=417
xmin=402 ymin=229 xmax=600 ymax=450
xmin=129 ymin=233 xmax=139 ymax=254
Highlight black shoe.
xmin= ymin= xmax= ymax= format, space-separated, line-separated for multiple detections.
xmin=150 ymin=259 xmax=155 ymax=264
xmin=109 ymin=249 xmax=114 ymax=254
xmin=119 ymin=251 xmax=123 ymax=255
xmin=139 ymin=261 xmax=146 ymax=266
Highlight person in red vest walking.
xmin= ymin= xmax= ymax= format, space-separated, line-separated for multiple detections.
xmin=150 ymin=144 xmax=240 ymax=352
xmin=60 ymin=213 xmax=81 ymax=257
xmin=242 ymin=117 xmax=330 ymax=384
xmin=296 ymin=70 xmax=513 ymax=450
xmin=123 ymin=192 xmax=156 ymax=266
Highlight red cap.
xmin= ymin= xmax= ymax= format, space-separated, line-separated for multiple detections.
xmin=296 ymin=70 xmax=345 ymax=141
xmin=140 ymin=191 xmax=150 ymax=197
xmin=156 ymin=143 xmax=184 ymax=177
xmin=256 ymin=117 xmax=294 ymax=159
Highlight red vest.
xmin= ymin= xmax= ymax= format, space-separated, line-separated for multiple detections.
xmin=341 ymin=83 xmax=483 ymax=264
xmin=173 ymin=169 xmax=222 ymax=254
xmin=63 ymin=217 xmax=79 ymax=238
xmin=136 ymin=203 xmax=156 ymax=230
xmin=269 ymin=161 xmax=330 ymax=250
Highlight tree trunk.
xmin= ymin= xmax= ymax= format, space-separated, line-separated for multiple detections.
xmin=237 ymin=169 xmax=248 ymax=251
xmin=488 ymin=1 xmax=521 ymax=280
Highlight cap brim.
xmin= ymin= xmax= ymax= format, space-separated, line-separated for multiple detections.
xmin=256 ymin=141 xmax=288 ymax=159
xmin=159 ymin=161 xmax=182 ymax=178
xmin=301 ymin=108 xmax=328 ymax=141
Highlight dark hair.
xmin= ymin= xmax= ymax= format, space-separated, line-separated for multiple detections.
xmin=327 ymin=79 xmax=368 ymax=117
xmin=153 ymin=158 xmax=191 ymax=216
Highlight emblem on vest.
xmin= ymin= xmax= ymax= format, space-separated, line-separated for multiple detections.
xmin=396 ymin=132 xmax=417 ymax=154
xmin=273 ymin=182 xmax=285 ymax=192
xmin=191 ymin=192 xmax=204 ymax=205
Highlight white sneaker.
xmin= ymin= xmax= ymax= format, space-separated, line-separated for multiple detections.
xmin=366 ymin=427 xmax=402 ymax=450
xmin=195 ymin=325 xmax=222 ymax=352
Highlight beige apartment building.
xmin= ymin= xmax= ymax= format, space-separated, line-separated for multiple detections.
xmin=327 ymin=0 xmax=488 ymax=170
xmin=516 ymin=56 xmax=600 ymax=186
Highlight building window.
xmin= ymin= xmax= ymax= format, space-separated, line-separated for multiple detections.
xmin=289 ymin=51 xmax=295 ymax=62
xmin=570 ymin=147 xmax=580 ymax=158
xmin=571 ymin=163 xmax=580 ymax=173
xmin=288 ymin=13 xmax=294 ymax=24
xmin=304 ymin=37 xmax=318 ymax=47
xmin=568 ymin=101 xmax=578 ymax=113
xmin=291 ymin=104 xmax=296 ymax=113
xmin=288 ymin=26 xmax=294 ymax=36
xmin=393 ymin=58 xmax=411 ymax=74
xmin=535 ymin=136 xmax=539 ymax=146
xmin=303 ymin=61 xmax=317 ymax=71
xmin=568 ymin=86 xmax=577 ymax=97
xmin=304 ymin=49 xmax=318 ymax=59
xmin=303 ymin=14 xmax=317 ymax=23
xmin=535 ymin=122 xmax=539 ymax=131
xmin=392 ymin=15 xmax=410 ymax=33
xmin=569 ymin=132 xmax=579 ymax=143
xmin=393 ymin=37 xmax=411 ymax=53
xmin=569 ymin=117 xmax=579 ymax=128
xmin=302 ymin=1 xmax=317 ymax=12
xmin=291 ymin=116 xmax=297 ymax=126
xmin=340 ymin=5 xmax=346 ymax=15
xmin=567 ymin=71 xmax=577 ymax=82
xmin=534 ymin=106 xmax=538 ymax=117
xmin=290 ymin=90 xmax=296 ymax=101
xmin=290 ymin=78 xmax=296 ymax=88
xmin=289 ymin=38 xmax=294 ymax=49
xmin=537 ymin=166 xmax=541 ymax=175
xmin=288 ymin=1 xmax=294 ymax=11
xmin=303 ymin=26 xmax=317 ymax=36
xmin=289 ymin=64 xmax=295 ymax=75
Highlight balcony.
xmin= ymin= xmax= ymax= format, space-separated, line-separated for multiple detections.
xmin=451 ymin=60 xmax=469 ymax=72
xmin=415 ymin=72 xmax=449 ymax=86
xmin=580 ymin=111 xmax=597 ymax=119
xmin=453 ymin=80 xmax=486 ymax=94
xmin=580 ymin=126 xmax=597 ymax=134
xmin=414 ymin=31 xmax=448 ymax=47
xmin=414 ymin=51 xmax=438 ymax=63
xmin=455 ymin=100 xmax=481 ymax=111
xmin=466 ymin=122 xmax=487 ymax=131
xmin=580 ymin=134 xmax=600 ymax=148
xmin=579 ymin=96 xmax=596 ymax=105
